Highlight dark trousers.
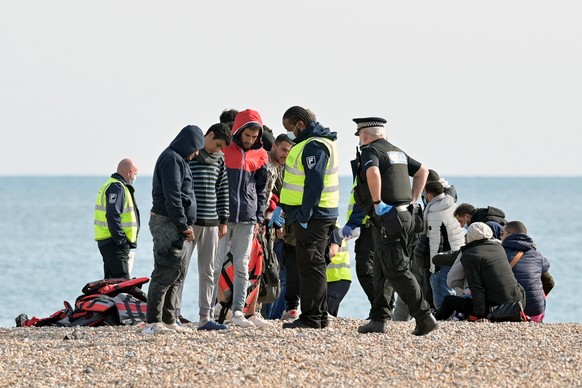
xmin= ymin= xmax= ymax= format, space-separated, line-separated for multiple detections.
xmin=435 ymin=295 xmax=473 ymax=320
xmin=99 ymin=240 xmax=130 ymax=279
xmin=146 ymin=214 xmax=193 ymax=324
xmin=283 ymin=241 xmax=300 ymax=311
xmin=354 ymin=226 xmax=375 ymax=306
xmin=327 ymin=280 xmax=351 ymax=317
xmin=370 ymin=210 xmax=430 ymax=321
xmin=293 ymin=218 xmax=336 ymax=328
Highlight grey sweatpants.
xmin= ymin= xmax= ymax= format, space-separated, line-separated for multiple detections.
xmin=175 ymin=225 xmax=219 ymax=319
xmin=146 ymin=214 xmax=194 ymax=324
xmin=213 ymin=222 xmax=255 ymax=313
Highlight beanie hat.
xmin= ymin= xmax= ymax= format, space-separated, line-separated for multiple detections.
xmin=466 ymin=222 xmax=493 ymax=243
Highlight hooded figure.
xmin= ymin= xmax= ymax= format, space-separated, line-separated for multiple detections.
xmin=144 ymin=124 xmax=205 ymax=334
xmin=151 ymin=125 xmax=204 ymax=232
xmin=222 ymin=109 xmax=269 ymax=224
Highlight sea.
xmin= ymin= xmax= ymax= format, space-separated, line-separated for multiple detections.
xmin=1 ymin=176 xmax=580 ymax=327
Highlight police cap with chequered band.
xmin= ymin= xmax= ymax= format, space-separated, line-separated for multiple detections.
xmin=353 ymin=117 xmax=387 ymax=136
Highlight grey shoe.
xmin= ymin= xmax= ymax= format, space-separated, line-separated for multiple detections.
xmin=141 ymin=322 xmax=175 ymax=335
xmin=357 ymin=320 xmax=387 ymax=333
xmin=412 ymin=314 xmax=438 ymax=336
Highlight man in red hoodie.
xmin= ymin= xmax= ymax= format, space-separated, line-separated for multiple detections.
xmin=214 ymin=109 xmax=271 ymax=328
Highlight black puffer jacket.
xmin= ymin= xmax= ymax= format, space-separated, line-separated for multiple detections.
xmin=461 ymin=239 xmax=526 ymax=318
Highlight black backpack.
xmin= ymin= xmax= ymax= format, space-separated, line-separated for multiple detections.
xmin=257 ymin=231 xmax=280 ymax=304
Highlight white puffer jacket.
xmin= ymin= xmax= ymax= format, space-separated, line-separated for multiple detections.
xmin=424 ymin=193 xmax=465 ymax=272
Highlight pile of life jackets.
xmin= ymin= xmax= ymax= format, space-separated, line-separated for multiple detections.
xmin=15 ymin=277 xmax=149 ymax=327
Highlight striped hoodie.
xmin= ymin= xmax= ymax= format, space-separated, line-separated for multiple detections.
xmin=188 ymin=148 xmax=229 ymax=226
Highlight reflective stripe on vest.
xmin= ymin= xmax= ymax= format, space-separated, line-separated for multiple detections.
xmin=94 ymin=177 xmax=138 ymax=242
xmin=280 ymin=137 xmax=339 ymax=208
xmin=326 ymin=240 xmax=352 ymax=282
xmin=346 ymin=178 xmax=369 ymax=224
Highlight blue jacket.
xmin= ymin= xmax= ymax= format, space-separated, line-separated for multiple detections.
xmin=283 ymin=121 xmax=339 ymax=225
xmin=502 ymin=233 xmax=550 ymax=316
xmin=151 ymin=125 xmax=204 ymax=231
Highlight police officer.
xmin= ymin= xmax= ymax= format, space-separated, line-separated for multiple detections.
xmin=353 ymin=117 xmax=438 ymax=336
xmin=94 ymin=158 xmax=140 ymax=279
xmin=279 ymin=106 xmax=339 ymax=329
xmin=342 ymin=175 xmax=376 ymax=315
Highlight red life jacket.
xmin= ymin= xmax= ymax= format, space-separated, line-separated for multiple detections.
xmin=16 ymin=277 xmax=149 ymax=328
xmin=82 ymin=277 xmax=149 ymax=298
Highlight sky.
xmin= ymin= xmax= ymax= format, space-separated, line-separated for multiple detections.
xmin=1 ymin=1 xmax=581 ymax=177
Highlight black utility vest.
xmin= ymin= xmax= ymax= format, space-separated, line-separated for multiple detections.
xmin=355 ymin=139 xmax=413 ymax=214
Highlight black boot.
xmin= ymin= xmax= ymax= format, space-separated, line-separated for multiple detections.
xmin=412 ymin=314 xmax=438 ymax=336
xmin=357 ymin=319 xmax=387 ymax=333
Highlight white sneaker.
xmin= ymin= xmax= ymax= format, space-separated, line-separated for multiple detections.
xmin=141 ymin=322 xmax=175 ymax=335
xmin=232 ymin=311 xmax=254 ymax=328
xmin=164 ymin=322 xmax=191 ymax=333
xmin=213 ymin=304 xmax=233 ymax=322
xmin=247 ymin=312 xmax=272 ymax=328
xmin=281 ymin=309 xmax=299 ymax=322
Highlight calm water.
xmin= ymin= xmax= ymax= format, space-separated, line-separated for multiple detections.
xmin=0 ymin=176 xmax=580 ymax=327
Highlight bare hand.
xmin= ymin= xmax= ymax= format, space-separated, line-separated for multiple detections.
xmin=328 ymin=243 xmax=340 ymax=258
xmin=218 ymin=223 xmax=227 ymax=239
xmin=183 ymin=226 xmax=195 ymax=242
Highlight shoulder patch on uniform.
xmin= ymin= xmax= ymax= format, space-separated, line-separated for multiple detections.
xmin=306 ymin=156 xmax=316 ymax=169
xmin=108 ymin=193 xmax=118 ymax=204
xmin=387 ymin=151 xmax=407 ymax=165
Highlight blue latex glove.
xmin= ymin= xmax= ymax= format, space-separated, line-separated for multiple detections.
xmin=374 ymin=201 xmax=393 ymax=216
xmin=268 ymin=206 xmax=285 ymax=228
xmin=299 ymin=222 xmax=308 ymax=229
xmin=342 ymin=224 xmax=354 ymax=238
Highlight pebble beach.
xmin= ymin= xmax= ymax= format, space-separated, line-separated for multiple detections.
xmin=0 ymin=319 xmax=580 ymax=387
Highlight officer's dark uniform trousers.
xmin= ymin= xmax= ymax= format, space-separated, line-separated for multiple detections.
xmin=293 ymin=218 xmax=336 ymax=328
xmin=370 ymin=209 xmax=431 ymax=321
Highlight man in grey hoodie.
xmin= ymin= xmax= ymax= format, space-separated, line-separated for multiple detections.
xmin=143 ymin=125 xmax=205 ymax=334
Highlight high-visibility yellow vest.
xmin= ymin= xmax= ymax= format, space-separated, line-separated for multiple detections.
xmin=327 ymin=239 xmax=352 ymax=282
xmin=346 ymin=178 xmax=369 ymax=224
xmin=94 ymin=177 xmax=138 ymax=243
xmin=280 ymin=137 xmax=339 ymax=208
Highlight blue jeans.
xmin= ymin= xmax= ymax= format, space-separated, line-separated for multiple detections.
xmin=430 ymin=266 xmax=456 ymax=310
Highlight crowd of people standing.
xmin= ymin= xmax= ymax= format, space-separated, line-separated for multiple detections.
xmin=94 ymin=106 xmax=553 ymax=336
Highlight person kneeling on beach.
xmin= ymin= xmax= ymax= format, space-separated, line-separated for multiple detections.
xmin=459 ymin=222 xmax=526 ymax=322
xmin=501 ymin=221 xmax=553 ymax=322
